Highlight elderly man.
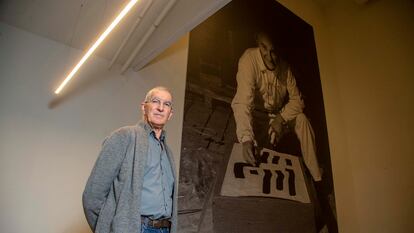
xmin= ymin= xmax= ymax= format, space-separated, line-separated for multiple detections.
xmin=83 ymin=86 xmax=177 ymax=233
xmin=231 ymin=32 xmax=322 ymax=181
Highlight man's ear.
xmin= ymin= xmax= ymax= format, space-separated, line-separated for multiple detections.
xmin=141 ymin=102 xmax=146 ymax=114
xmin=167 ymin=109 xmax=173 ymax=120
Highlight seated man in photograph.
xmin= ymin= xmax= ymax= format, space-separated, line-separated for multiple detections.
xmin=231 ymin=32 xmax=322 ymax=182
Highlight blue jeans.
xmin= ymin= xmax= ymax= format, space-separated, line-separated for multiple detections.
xmin=141 ymin=223 xmax=170 ymax=233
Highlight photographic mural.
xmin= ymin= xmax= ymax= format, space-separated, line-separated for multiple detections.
xmin=178 ymin=0 xmax=337 ymax=232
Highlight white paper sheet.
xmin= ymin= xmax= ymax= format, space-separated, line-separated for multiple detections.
xmin=220 ymin=143 xmax=310 ymax=203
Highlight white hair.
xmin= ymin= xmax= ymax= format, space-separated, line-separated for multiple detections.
xmin=144 ymin=86 xmax=172 ymax=103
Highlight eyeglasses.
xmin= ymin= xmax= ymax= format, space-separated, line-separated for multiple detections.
xmin=147 ymin=97 xmax=172 ymax=109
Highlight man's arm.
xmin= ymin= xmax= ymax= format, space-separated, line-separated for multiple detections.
xmin=231 ymin=50 xmax=258 ymax=165
xmin=231 ymin=50 xmax=256 ymax=144
xmin=268 ymin=68 xmax=304 ymax=146
xmin=279 ymin=69 xmax=305 ymax=122
xmin=82 ymin=129 xmax=129 ymax=231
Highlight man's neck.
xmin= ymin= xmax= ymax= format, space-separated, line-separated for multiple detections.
xmin=264 ymin=60 xmax=275 ymax=71
xmin=153 ymin=128 xmax=163 ymax=140
xmin=147 ymin=121 xmax=163 ymax=139
xmin=260 ymin=53 xmax=276 ymax=71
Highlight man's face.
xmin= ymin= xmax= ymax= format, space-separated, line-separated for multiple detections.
xmin=257 ymin=34 xmax=277 ymax=65
xmin=141 ymin=90 xmax=173 ymax=129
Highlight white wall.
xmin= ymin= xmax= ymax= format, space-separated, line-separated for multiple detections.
xmin=0 ymin=22 xmax=188 ymax=233
xmin=278 ymin=0 xmax=414 ymax=232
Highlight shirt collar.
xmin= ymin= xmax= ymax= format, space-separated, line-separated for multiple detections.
xmin=141 ymin=120 xmax=166 ymax=141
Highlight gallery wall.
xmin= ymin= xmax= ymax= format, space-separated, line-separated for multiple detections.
xmin=278 ymin=0 xmax=414 ymax=232
xmin=323 ymin=1 xmax=414 ymax=232
xmin=0 ymin=23 xmax=188 ymax=233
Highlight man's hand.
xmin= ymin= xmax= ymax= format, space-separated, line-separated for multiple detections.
xmin=242 ymin=140 xmax=256 ymax=165
xmin=268 ymin=114 xmax=287 ymax=146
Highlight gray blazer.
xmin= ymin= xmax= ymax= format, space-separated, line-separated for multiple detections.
xmin=82 ymin=121 xmax=178 ymax=233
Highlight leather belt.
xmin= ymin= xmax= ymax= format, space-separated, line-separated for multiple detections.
xmin=141 ymin=216 xmax=171 ymax=228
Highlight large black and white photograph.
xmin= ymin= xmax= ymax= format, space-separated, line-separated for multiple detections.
xmin=178 ymin=0 xmax=337 ymax=232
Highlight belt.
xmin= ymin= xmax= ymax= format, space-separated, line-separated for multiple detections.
xmin=141 ymin=216 xmax=171 ymax=228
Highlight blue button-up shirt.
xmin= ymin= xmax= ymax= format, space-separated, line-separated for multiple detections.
xmin=140 ymin=125 xmax=174 ymax=219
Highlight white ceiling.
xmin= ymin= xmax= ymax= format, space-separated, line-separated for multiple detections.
xmin=0 ymin=0 xmax=231 ymax=72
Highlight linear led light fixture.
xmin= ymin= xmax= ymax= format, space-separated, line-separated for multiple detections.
xmin=54 ymin=0 xmax=140 ymax=94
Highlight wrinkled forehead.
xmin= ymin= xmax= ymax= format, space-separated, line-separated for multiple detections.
xmin=150 ymin=90 xmax=172 ymax=102
xmin=257 ymin=34 xmax=273 ymax=47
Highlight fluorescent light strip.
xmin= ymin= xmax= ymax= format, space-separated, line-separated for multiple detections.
xmin=55 ymin=0 xmax=140 ymax=94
